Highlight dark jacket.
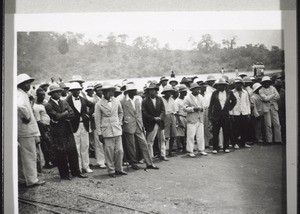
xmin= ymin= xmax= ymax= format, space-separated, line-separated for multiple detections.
xmin=142 ymin=96 xmax=165 ymax=132
xmin=208 ymin=89 xmax=237 ymax=121
xmin=65 ymin=95 xmax=94 ymax=133
xmin=45 ymin=98 xmax=75 ymax=136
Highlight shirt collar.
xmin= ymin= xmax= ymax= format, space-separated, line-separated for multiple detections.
xmin=51 ymin=98 xmax=59 ymax=105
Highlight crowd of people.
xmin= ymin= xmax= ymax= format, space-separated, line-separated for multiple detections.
xmin=17 ymin=71 xmax=286 ymax=187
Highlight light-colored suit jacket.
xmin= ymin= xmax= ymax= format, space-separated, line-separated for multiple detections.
xmin=120 ymin=95 xmax=144 ymax=134
xmin=183 ymin=93 xmax=204 ymax=124
xmin=259 ymin=86 xmax=280 ymax=113
xmin=94 ymin=97 xmax=123 ymax=138
xmin=17 ymin=88 xmax=40 ymax=138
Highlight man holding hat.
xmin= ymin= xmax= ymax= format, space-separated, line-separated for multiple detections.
xmin=161 ymin=85 xmax=178 ymax=157
xmin=208 ymin=78 xmax=237 ymax=154
xmin=120 ymin=82 xmax=159 ymax=170
xmin=142 ymin=82 xmax=169 ymax=161
xmin=66 ymin=82 xmax=95 ymax=173
xmin=183 ymin=83 xmax=208 ymax=157
xmin=17 ymin=73 xmax=45 ymax=187
xmin=230 ymin=77 xmax=252 ymax=149
xmin=259 ymin=76 xmax=282 ymax=144
xmin=45 ymin=83 xmax=87 ymax=180
xmin=94 ymin=82 xmax=126 ymax=177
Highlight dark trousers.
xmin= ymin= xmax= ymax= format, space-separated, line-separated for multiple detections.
xmin=232 ymin=115 xmax=249 ymax=147
xmin=212 ymin=116 xmax=230 ymax=151
xmin=52 ymin=134 xmax=81 ymax=178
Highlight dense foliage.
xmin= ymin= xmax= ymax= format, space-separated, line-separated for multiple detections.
xmin=17 ymin=32 xmax=284 ymax=82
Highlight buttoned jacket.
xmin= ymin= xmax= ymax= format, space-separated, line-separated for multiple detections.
xmin=120 ymin=95 xmax=144 ymax=134
xmin=142 ymin=96 xmax=165 ymax=132
xmin=17 ymin=88 xmax=40 ymax=138
xmin=183 ymin=93 xmax=205 ymax=124
xmin=259 ymin=86 xmax=280 ymax=113
xmin=94 ymin=97 xmax=123 ymax=138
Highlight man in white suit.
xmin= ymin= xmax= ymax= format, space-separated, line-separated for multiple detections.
xmin=94 ymin=82 xmax=127 ymax=177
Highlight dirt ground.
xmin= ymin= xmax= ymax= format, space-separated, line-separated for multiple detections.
xmin=19 ymin=143 xmax=286 ymax=214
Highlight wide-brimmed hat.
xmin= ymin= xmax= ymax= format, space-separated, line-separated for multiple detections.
xmin=228 ymin=78 xmax=235 ymax=85
xmin=190 ymin=83 xmax=202 ymax=90
xmin=222 ymin=75 xmax=229 ymax=83
xmin=145 ymin=82 xmax=159 ymax=91
xmin=48 ymin=83 xmax=63 ymax=95
xmin=94 ymin=83 xmax=102 ymax=90
xmin=168 ymin=77 xmax=178 ymax=85
xmin=261 ymin=76 xmax=272 ymax=83
xmin=193 ymin=78 xmax=203 ymax=84
xmin=101 ymin=82 xmax=115 ymax=90
xmin=69 ymin=75 xmax=85 ymax=83
xmin=17 ymin=73 xmax=35 ymax=85
xmin=205 ymin=75 xmax=216 ymax=82
xmin=124 ymin=83 xmax=137 ymax=92
xmin=180 ymin=77 xmax=192 ymax=84
xmin=178 ymin=84 xmax=188 ymax=92
xmin=161 ymin=85 xmax=175 ymax=94
xmin=68 ymin=82 xmax=83 ymax=91
xmin=243 ymin=76 xmax=252 ymax=83
xmin=39 ymin=82 xmax=50 ymax=88
xmin=213 ymin=78 xmax=229 ymax=87
xmin=234 ymin=77 xmax=244 ymax=84
xmin=239 ymin=73 xmax=248 ymax=78
xmin=160 ymin=76 xmax=169 ymax=83
xmin=252 ymin=83 xmax=262 ymax=93
xmin=59 ymin=82 xmax=69 ymax=89
xmin=85 ymin=85 xmax=94 ymax=92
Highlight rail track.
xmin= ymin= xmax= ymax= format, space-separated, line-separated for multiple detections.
xmin=19 ymin=184 xmax=155 ymax=214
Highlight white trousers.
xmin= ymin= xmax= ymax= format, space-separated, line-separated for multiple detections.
xmin=146 ymin=124 xmax=166 ymax=158
xmin=264 ymin=106 xmax=282 ymax=142
xmin=18 ymin=137 xmax=39 ymax=186
xmin=93 ymin=130 xmax=105 ymax=166
xmin=186 ymin=121 xmax=205 ymax=153
xmin=73 ymin=123 xmax=90 ymax=170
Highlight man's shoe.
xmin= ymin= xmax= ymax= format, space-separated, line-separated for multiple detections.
xmin=245 ymin=144 xmax=251 ymax=148
xmin=234 ymin=144 xmax=240 ymax=149
xmin=188 ymin=153 xmax=196 ymax=158
xmin=108 ymin=173 xmax=116 ymax=178
xmin=83 ymin=168 xmax=93 ymax=173
xmin=132 ymin=165 xmax=140 ymax=170
xmin=160 ymin=156 xmax=169 ymax=161
xmin=77 ymin=173 xmax=88 ymax=178
xmin=212 ymin=150 xmax=218 ymax=154
xmin=224 ymin=149 xmax=230 ymax=153
xmin=199 ymin=151 xmax=208 ymax=156
xmin=28 ymin=180 xmax=46 ymax=187
xmin=98 ymin=164 xmax=107 ymax=169
xmin=147 ymin=165 xmax=159 ymax=170
xmin=115 ymin=171 xmax=127 ymax=175
xmin=123 ymin=162 xmax=130 ymax=166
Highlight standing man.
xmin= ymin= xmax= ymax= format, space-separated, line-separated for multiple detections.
xmin=161 ymin=85 xmax=178 ymax=157
xmin=66 ymin=82 xmax=94 ymax=173
xmin=120 ymin=83 xmax=159 ymax=170
xmin=45 ymin=84 xmax=87 ymax=180
xmin=259 ymin=76 xmax=282 ymax=144
xmin=208 ymin=78 xmax=237 ymax=154
xmin=33 ymin=88 xmax=54 ymax=169
xmin=59 ymin=82 xmax=70 ymax=100
xmin=230 ymin=77 xmax=252 ymax=149
xmin=142 ymin=82 xmax=169 ymax=161
xmin=251 ymin=83 xmax=264 ymax=144
xmin=94 ymin=82 xmax=127 ymax=177
xmin=183 ymin=83 xmax=208 ymax=157
xmin=17 ymin=73 xmax=45 ymax=187
xmin=174 ymin=84 xmax=188 ymax=153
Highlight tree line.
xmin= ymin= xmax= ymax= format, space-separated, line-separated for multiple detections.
xmin=17 ymin=32 xmax=284 ymax=83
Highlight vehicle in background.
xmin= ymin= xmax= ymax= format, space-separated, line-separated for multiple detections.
xmin=252 ymin=62 xmax=265 ymax=77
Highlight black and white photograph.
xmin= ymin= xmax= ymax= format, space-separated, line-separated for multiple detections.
xmin=3 ymin=1 xmax=297 ymax=214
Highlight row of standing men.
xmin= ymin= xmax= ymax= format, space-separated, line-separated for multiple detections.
xmin=17 ymin=72 xmax=285 ymax=186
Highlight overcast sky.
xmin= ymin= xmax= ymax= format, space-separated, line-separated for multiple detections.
xmin=15 ymin=11 xmax=283 ymax=50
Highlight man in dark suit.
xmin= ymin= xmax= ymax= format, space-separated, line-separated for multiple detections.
xmin=208 ymin=78 xmax=237 ymax=154
xmin=45 ymin=84 xmax=87 ymax=180
xmin=120 ymin=83 xmax=159 ymax=170
xmin=65 ymin=82 xmax=94 ymax=173
xmin=142 ymin=82 xmax=169 ymax=161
